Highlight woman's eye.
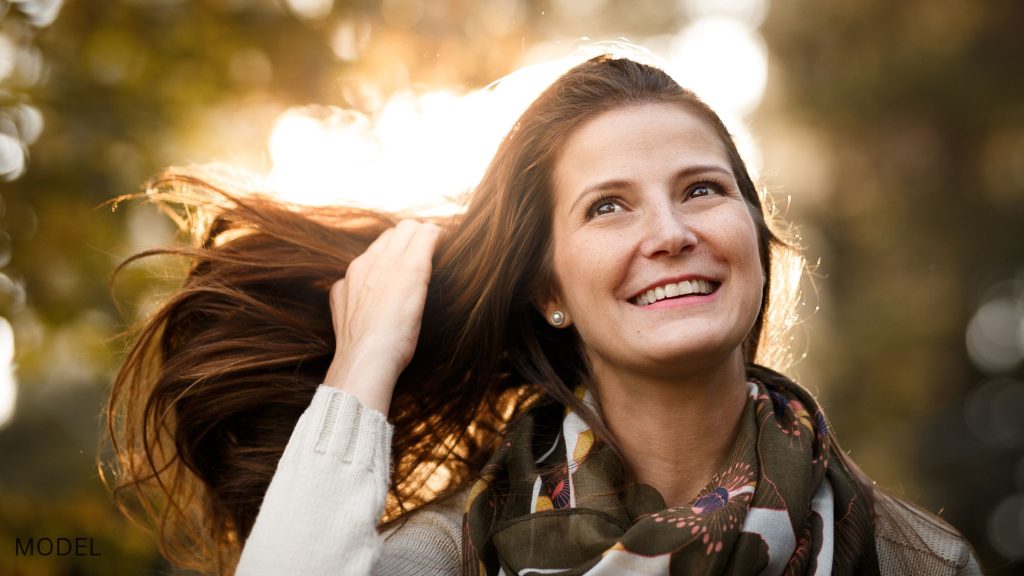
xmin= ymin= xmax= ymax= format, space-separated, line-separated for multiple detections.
xmin=688 ymin=181 xmax=723 ymax=199
xmin=587 ymin=198 xmax=622 ymax=218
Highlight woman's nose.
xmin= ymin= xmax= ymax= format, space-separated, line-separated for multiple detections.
xmin=638 ymin=204 xmax=698 ymax=258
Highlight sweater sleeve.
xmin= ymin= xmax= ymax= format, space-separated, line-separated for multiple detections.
xmin=235 ymin=385 xmax=394 ymax=576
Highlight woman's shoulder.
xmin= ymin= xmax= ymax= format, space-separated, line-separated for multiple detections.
xmin=378 ymin=485 xmax=470 ymax=574
xmin=874 ymin=492 xmax=983 ymax=576
xmin=385 ymin=485 xmax=468 ymax=538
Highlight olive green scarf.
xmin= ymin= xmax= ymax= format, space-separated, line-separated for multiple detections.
xmin=463 ymin=366 xmax=878 ymax=575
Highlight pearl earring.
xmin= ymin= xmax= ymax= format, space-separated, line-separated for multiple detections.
xmin=550 ymin=311 xmax=565 ymax=326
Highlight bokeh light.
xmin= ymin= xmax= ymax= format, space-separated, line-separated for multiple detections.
xmin=330 ymin=20 xmax=373 ymax=62
xmin=966 ymin=281 xmax=1024 ymax=374
xmin=989 ymin=493 xmax=1024 ymax=560
xmin=9 ymin=0 xmax=64 ymax=27
xmin=680 ymin=0 xmax=769 ymax=27
xmin=0 ymin=132 xmax=26 ymax=181
xmin=6 ymin=39 xmax=47 ymax=87
xmin=964 ymin=378 xmax=1024 ymax=447
xmin=0 ymin=316 xmax=17 ymax=429
xmin=0 ymin=271 xmax=27 ymax=312
xmin=0 ymin=33 xmax=15 ymax=82
xmin=381 ymin=0 xmax=425 ymax=29
xmin=285 ymin=0 xmax=333 ymax=22
xmin=551 ymin=0 xmax=611 ymax=20
xmin=10 ymin=103 xmax=44 ymax=145
xmin=668 ymin=17 xmax=768 ymax=117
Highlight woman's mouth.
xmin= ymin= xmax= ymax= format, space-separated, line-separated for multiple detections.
xmin=630 ymin=279 xmax=720 ymax=306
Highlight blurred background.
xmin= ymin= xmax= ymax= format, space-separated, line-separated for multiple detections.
xmin=0 ymin=0 xmax=1022 ymax=574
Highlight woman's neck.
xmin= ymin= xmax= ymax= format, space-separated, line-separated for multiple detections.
xmin=589 ymin=353 xmax=748 ymax=508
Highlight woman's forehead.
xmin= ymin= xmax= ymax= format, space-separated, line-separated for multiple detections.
xmin=551 ymin=103 xmax=732 ymax=199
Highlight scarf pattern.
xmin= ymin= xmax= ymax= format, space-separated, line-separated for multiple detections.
xmin=463 ymin=366 xmax=877 ymax=575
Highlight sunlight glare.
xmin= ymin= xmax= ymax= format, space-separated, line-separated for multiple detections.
xmin=267 ymin=59 xmax=573 ymax=214
xmin=267 ymin=40 xmax=767 ymax=214
xmin=669 ymin=17 xmax=768 ymax=117
xmin=681 ymin=0 xmax=770 ymax=27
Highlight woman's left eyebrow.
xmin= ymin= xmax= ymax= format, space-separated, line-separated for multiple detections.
xmin=567 ymin=179 xmax=631 ymax=215
xmin=673 ymin=164 xmax=734 ymax=182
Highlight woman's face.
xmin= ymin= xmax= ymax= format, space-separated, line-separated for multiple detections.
xmin=543 ymin=103 xmax=764 ymax=378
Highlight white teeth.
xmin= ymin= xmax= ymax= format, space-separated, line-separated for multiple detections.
xmin=633 ymin=279 xmax=716 ymax=306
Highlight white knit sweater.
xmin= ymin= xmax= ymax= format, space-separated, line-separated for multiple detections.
xmin=235 ymin=385 xmax=461 ymax=575
xmin=235 ymin=385 xmax=981 ymax=575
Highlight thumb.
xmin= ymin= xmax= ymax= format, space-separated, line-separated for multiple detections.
xmin=328 ymin=278 xmax=347 ymax=338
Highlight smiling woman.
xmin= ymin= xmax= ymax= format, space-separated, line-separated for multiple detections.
xmin=544 ymin=104 xmax=764 ymax=379
xmin=540 ymin=103 xmax=768 ymax=510
xmin=105 ymin=55 xmax=982 ymax=575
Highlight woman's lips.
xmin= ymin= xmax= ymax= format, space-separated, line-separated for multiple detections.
xmin=634 ymin=286 xmax=719 ymax=309
xmin=631 ymin=279 xmax=720 ymax=306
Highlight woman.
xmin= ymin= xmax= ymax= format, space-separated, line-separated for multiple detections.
xmin=106 ymin=55 xmax=981 ymax=575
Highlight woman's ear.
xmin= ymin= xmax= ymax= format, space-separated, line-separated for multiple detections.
xmin=535 ymin=298 xmax=571 ymax=329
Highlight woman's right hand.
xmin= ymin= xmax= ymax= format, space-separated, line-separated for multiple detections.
xmin=322 ymin=220 xmax=441 ymax=415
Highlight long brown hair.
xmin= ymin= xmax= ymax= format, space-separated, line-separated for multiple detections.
xmin=105 ymin=55 xmax=800 ymax=574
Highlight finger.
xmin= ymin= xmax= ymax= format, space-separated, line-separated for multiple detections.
xmin=328 ymin=277 xmax=348 ymax=339
xmin=387 ymin=226 xmax=441 ymax=325
xmin=384 ymin=219 xmax=423 ymax=259
xmin=362 ymin=220 xmax=424 ymax=287
xmin=329 ymin=277 xmax=346 ymax=312
xmin=347 ymin=227 xmax=394 ymax=287
xmin=401 ymin=223 xmax=442 ymax=278
xmin=359 ymin=227 xmax=394 ymax=263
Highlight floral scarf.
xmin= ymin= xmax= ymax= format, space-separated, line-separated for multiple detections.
xmin=463 ymin=365 xmax=879 ymax=575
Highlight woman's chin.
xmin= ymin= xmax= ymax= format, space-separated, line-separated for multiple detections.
xmin=614 ymin=343 xmax=746 ymax=377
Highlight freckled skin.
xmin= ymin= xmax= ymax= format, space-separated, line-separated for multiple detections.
xmin=542 ymin=103 xmax=764 ymax=381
